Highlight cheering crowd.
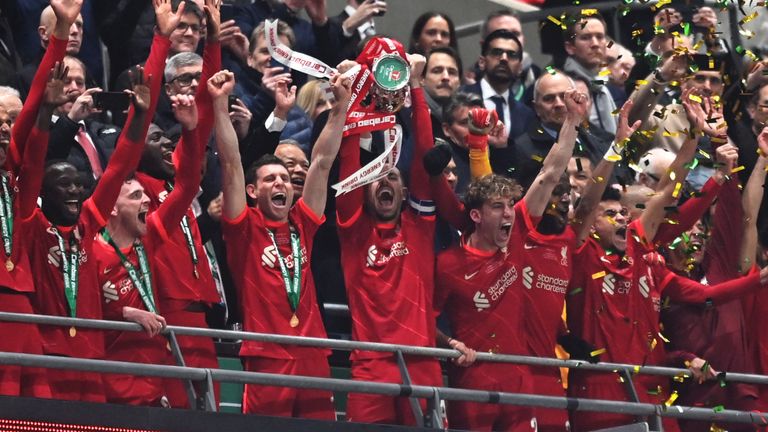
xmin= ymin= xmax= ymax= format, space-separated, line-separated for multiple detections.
xmin=2 ymin=0 xmax=768 ymax=431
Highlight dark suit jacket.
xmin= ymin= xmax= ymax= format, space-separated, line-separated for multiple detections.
xmin=461 ymin=81 xmax=535 ymax=177
xmin=513 ymin=117 xmax=629 ymax=190
xmin=46 ymin=115 xmax=121 ymax=190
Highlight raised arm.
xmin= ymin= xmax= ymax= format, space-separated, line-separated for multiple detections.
xmin=90 ymin=69 xmax=152 ymax=216
xmin=524 ymin=89 xmax=586 ymax=217
xmin=211 ymin=71 xmax=246 ymax=220
xmin=572 ymin=100 xmax=641 ymax=246
xmin=195 ymin=0 xmax=222 ymax=144
xmin=156 ymin=95 xmax=203 ymax=232
xmin=627 ymin=53 xmax=687 ymax=126
xmin=405 ymin=54 xmax=433 ymax=202
xmin=17 ymin=63 xmax=71 ymax=219
xmin=663 ymin=266 xmax=768 ymax=304
xmin=304 ymin=74 xmax=351 ymax=218
xmin=9 ymin=0 xmax=82 ymax=170
xmin=640 ymin=90 xmax=724 ymax=242
xmin=739 ymin=129 xmax=768 ymax=274
xmin=653 ymin=144 xmax=736 ymax=246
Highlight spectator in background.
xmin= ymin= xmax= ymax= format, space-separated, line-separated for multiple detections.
xmin=282 ymin=79 xmax=331 ymax=152
xmin=422 ymin=47 xmax=462 ymax=142
xmin=470 ymin=10 xmax=540 ymax=103
xmin=605 ymin=42 xmax=635 ymax=108
xmin=562 ymin=12 xmax=616 ymax=134
xmin=18 ymin=5 xmax=85 ymax=99
xmin=234 ymin=20 xmax=295 ymax=124
xmin=439 ymin=92 xmax=484 ymax=194
xmin=408 ymin=12 xmax=458 ymax=55
xmin=331 ymin=0 xmax=386 ymax=61
xmin=463 ymin=29 xmax=534 ymax=176
xmin=273 ymin=140 xmax=309 ymax=202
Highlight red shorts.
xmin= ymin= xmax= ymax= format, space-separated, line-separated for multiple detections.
xmin=0 ymin=291 xmax=50 ymax=398
xmin=448 ymin=363 xmax=536 ymax=432
xmin=531 ymin=367 xmax=568 ymax=432
xmin=162 ymin=308 xmax=220 ymax=408
xmin=568 ymin=372 xmax=680 ymax=432
xmin=242 ymin=356 xmax=335 ymax=420
xmin=48 ymin=369 xmax=105 ymax=402
xmin=346 ymin=356 xmax=442 ymax=426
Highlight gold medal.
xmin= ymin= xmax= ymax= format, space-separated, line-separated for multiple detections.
xmin=5 ymin=259 xmax=12 ymax=272
xmin=69 ymin=326 xmax=76 ymax=337
xmin=193 ymin=267 xmax=199 ymax=279
xmin=289 ymin=313 xmax=299 ymax=328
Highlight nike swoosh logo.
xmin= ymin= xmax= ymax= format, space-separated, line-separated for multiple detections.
xmin=464 ymin=271 xmax=479 ymax=280
xmin=524 ymin=243 xmax=536 ymax=249
xmin=103 ymin=266 xmax=113 ymax=275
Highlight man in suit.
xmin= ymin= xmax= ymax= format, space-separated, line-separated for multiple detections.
xmin=330 ymin=0 xmax=385 ymax=61
xmin=462 ymin=29 xmax=534 ymax=176
xmin=46 ymin=56 xmax=121 ymax=193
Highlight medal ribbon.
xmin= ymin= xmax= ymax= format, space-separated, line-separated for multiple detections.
xmin=0 ymin=175 xmax=12 ymax=257
xmin=165 ymin=182 xmax=199 ymax=271
xmin=53 ymin=228 xmax=79 ymax=318
xmin=267 ymin=228 xmax=301 ymax=313
xmin=101 ymin=229 xmax=156 ymax=314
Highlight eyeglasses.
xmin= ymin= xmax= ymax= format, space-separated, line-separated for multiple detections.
xmin=487 ymin=48 xmax=520 ymax=60
xmin=169 ymin=72 xmax=202 ymax=87
xmin=175 ymin=22 xmax=201 ymax=34
xmin=603 ymin=208 xmax=629 ymax=218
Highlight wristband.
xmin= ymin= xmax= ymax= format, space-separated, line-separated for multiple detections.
xmin=465 ymin=133 xmax=489 ymax=152
xmin=603 ymin=141 xmax=622 ymax=162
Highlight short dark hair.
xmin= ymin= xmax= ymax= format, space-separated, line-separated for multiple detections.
xmin=601 ymin=186 xmax=622 ymax=202
xmin=481 ymin=29 xmax=522 ymax=59
xmin=563 ymin=13 xmax=607 ymax=44
xmin=442 ymin=92 xmax=483 ymax=125
xmin=245 ymin=154 xmax=288 ymax=186
xmin=174 ymin=0 xmax=203 ymax=21
xmin=425 ymin=46 xmax=463 ymax=79
xmin=482 ymin=10 xmax=520 ymax=40
xmin=408 ymin=12 xmax=458 ymax=55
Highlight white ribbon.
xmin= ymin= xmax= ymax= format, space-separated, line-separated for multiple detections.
xmin=332 ymin=125 xmax=403 ymax=196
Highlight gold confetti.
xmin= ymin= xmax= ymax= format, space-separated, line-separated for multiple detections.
xmin=531 ymin=155 xmax=544 ymax=162
xmin=606 ymin=154 xmax=622 ymax=162
xmin=590 ymin=348 xmax=606 ymax=356
xmin=688 ymin=94 xmax=703 ymax=103
xmin=658 ymin=332 xmax=670 ymax=343
xmin=672 ymin=182 xmax=682 ymax=198
xmin=599 ymin=69 xmax=612 ymax=76
xmin=740 ymin=11 xmax=759 ymax=25
xmin=592 ymin=271 xmax=606 ymax=279
xmin=665 ymin=390 xmax=679 ymax=407
xmin=732 ymin=165 xmax=745 ymax=173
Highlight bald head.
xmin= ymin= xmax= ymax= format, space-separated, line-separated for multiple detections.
xmin=38 ymin=6 xmax=83 ymax=55
xmin=533 ymin=71 xmax=575 ymax=129
xmin=636 ymin=148 xmax=676 ymax=190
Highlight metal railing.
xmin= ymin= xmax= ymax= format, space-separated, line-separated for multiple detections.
xmin=2 ymin=312 xmax=768 ymax=428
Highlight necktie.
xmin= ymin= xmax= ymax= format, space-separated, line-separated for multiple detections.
xmin=76 ymin=125 xmax=103 ymax=178
xmin=490 ymin=95 xmax=505 ymax=125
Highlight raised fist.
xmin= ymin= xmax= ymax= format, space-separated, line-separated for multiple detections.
xmin=467 ymin=107 xmax=498 ymax=136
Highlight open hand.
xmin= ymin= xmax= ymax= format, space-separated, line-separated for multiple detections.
xmin=128 ymin=66 xmax=151 ymax=113
xmin=44 ymin=62 xmax=73 ymax=108
xmin=153 ymin=0 xmax=186 ymax=37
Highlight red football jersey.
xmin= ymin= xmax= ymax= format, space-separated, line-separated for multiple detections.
xmin=435 ymin=240 xmax=526 ymax=359
xmin=134 ymin=172 xmax=219 ymax=310
xmin=338 ymin=209 xmax=436 ymax=360
xmin=512 ymin=200 xmax=573 ymax=359
xmin=22 ymin=201 xmax=106 ymax=359
xmin=222 ymin=199 xmax=329 ymax=359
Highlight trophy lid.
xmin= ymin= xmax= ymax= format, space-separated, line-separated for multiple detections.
xmin=372 ymin=54 xmax=410 ymax=92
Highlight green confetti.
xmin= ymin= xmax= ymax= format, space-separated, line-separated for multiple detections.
xmin=713 ymin=405 xmax=724 ymax=413
xmin=569 ymin=287 xmax=583 ymax=296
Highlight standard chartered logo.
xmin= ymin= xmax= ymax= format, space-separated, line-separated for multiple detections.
xmin=522 ymin=266 xmax=567 ymax=294
xmin=638 ymin=275 xmax=650 ymax=298
xmin=523 ymin=266 xmax=534 ymax=289
xmin=602 ymin=273 xmax=616 ymax=295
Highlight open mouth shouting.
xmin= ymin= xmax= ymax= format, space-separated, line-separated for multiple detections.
xmin=64 ymin=199 xmax=80 ymax=214
xmin=271 ymin=192 xmax=288 ymax=208
xmin=377 ymin=187 xmax=395 ymax=207
xmin=138 ymin=208 xmax=148 ymax=224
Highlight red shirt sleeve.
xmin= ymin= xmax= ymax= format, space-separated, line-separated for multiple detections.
xmin=660 ymin=267 xmax=762 ymax=304
xmin=430 ymin=176 xmax=469 ymax=231
xmin=141 ymin=33 xmax=172 ymax=131
xmin=16 ymin=126 xmax=49 ymax=220
xmin=8 ymin=36 xmax=67 ymax=171
xmin=654 ymin=177 xmax=722 ymax=246
xmin=155 ymin=128 xmax=202 ymax=236
xmin=89 ymin=109 xmax=146 ymax=221
xmin=408 ymin=88 xmax=433 ymax=202
xmin=703 ymin=178 xmax=744 ymax=283
xmin=195 ymin=40 xmax=220 ymax=144
xmin=336 ymin=134 xmax=364 ymax=225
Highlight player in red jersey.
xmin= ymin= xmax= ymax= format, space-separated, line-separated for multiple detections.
xmin=20 ymin=59 xmax=154 ymax=401
xmin=94 ymin=92 xmax=202 ymax=407
xmin=335 ymin=53 xmax=446 ymax=426
xmin=131 ymin=0 xmax=223 ymax=408
xmin=565 ymin=89 xmax=768 ymax=432
xmin=0 ymin=0 xmax=86 ymax=400
xmin=219 ymin=68 xmax=349 ymax=418
xmin=430 ymin=88 xmax=591 ymax=431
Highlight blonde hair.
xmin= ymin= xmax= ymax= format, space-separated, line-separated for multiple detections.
xmin=296 ymin=80 xmax=327 ymax=120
